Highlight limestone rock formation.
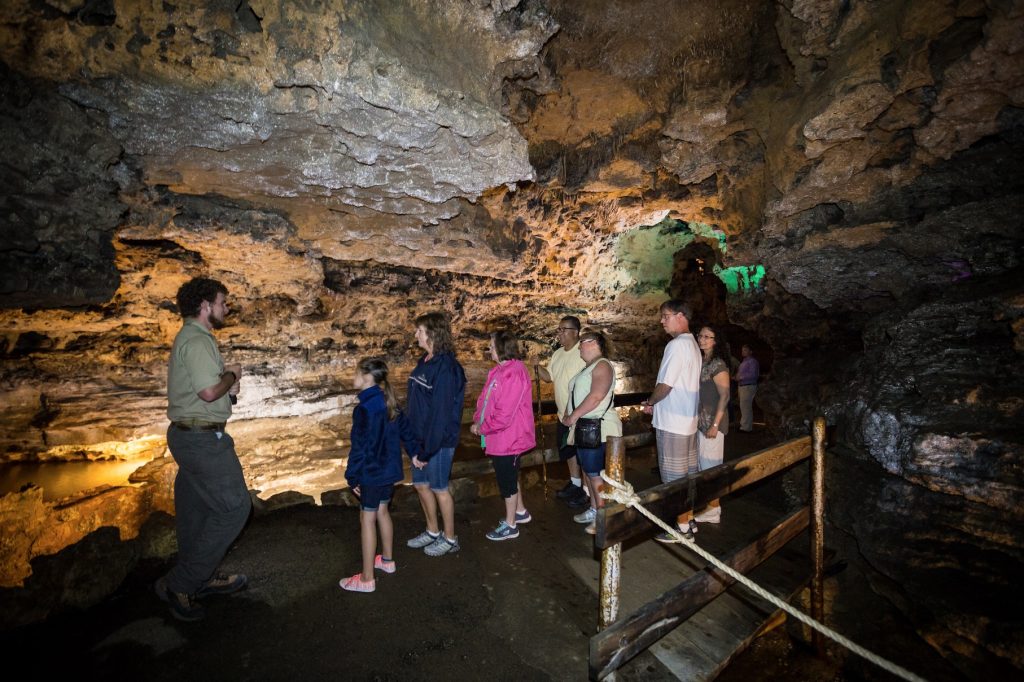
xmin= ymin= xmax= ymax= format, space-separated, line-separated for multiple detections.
xmin=0 ymin=0 xmax=1022 ymax=673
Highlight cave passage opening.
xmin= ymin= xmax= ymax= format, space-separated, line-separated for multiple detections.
xmin=661 ymin=223 xmax=773 ymax=377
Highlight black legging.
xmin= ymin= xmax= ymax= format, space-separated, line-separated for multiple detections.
xmin=490 ymin=454 xmax=523 ymax=498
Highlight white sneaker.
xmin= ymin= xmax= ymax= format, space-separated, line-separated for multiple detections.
xmin=573 ymin=507 xmax=596 ymax=524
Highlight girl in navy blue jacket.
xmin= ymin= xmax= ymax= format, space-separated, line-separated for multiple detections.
xmin=340 ymin=358 xmax=421 ymax=593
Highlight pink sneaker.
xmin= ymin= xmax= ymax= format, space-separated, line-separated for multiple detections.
xmin=339 ymin=574 xmax=375 ymax=593
xmin=374 ymin=555 xmax=396 ymax=574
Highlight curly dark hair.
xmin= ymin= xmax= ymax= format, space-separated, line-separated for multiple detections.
xmin=175 ymin=277 xmax=227 ymax=319
xmin=698 ymin=325 xmax=729 ymax=365
xmin=490 ymin=330 xmax=522 ymax=361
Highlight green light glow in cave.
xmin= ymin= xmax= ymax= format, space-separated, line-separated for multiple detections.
xmin=715 ymin=264 xmax=766 ymax=295
xmin=608 ymin=218 xmax=764 ymax=296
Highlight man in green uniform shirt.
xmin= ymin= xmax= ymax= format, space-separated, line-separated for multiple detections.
xmin=155 ymin=277 xmax=250 ymax=621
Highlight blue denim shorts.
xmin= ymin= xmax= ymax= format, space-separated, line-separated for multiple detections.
xmin=576 ymin=443 xmax=606 ymax=476
xmin=411 ymin=447 xmax=454 ymax=492
xmin=359 ymin=483 xmax=394 ymax=511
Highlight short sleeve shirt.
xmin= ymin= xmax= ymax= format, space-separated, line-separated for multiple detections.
xmin=699 ymin=357 xmax=730 ymax=436
xmin=652 ymin=333 xmax=701 ymax=435
xmin=167 ymin=319 xmax=231 ymax=422
xmin=548 ymin=342 xmax=586 ymax=415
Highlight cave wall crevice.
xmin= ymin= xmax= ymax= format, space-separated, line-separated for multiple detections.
xmin=0 ymin=0 xmax=1022 ymax=668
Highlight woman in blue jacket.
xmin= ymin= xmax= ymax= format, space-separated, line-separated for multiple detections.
xmin=405 ymin=312 xmax=467 ymax=557
xmin=341 ymin=357 xmax=421 ymax=593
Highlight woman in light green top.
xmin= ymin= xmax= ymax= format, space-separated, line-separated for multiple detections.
xmin=561 ymin=330 xmax=622 ymax=534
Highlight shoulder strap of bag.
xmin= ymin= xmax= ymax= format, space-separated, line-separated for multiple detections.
xmin=571 ymin=359 xmax=613 ymax=419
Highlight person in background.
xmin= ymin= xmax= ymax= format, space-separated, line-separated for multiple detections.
xmin=694 ymin=326 xmax=730 ymax=526
xmin=405 ymin=312 xmax=467 ymax=557
xmin=536 ymin=315 xmax=588 ymax=508
xmin=340 ymin=358 xmax=421 ymax=593
xmin=641 ymin=300 xmax=701 ymax=541
xmin=561 ymin=330 xmax=622 ymax=535
xmin=735 ymin=344 xmax=760 ymax=432
xmin=472 ymin=331 xmax=536 ymax=541
xmin=157 ymin=277 xmax=250 ymax=622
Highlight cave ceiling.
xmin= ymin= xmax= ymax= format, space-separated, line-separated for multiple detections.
xmin=0 ymin=0 xmax=1022 ymax=471
xmin=2 ymin=2 xmax=1023 ymax=672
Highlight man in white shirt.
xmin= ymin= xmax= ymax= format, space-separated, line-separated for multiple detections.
xmin=537 ymin=315 xmax=589 ymax=507
xmin=642 ymin=299 xmax=701 ymax=539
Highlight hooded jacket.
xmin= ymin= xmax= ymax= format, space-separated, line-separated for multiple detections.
xmin=473 ymin=359 xmax=536 ymax=456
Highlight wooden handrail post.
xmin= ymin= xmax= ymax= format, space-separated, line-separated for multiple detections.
xmin=599 ymin=435 xmax=625 ymax=632
xmin=810 ymin=416 xmax=827 ymax=656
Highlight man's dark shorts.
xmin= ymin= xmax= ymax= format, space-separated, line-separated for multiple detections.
xmin=557 ymin=422 xmax=577 ymax=462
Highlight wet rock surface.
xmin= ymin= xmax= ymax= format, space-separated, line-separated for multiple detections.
xmin=1 ymin=0 xmax=1022 ymax=673
xmin=827 ymin=451 xmax=1024 ymax=678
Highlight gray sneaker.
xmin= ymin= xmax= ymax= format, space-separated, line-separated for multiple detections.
xmin=573 ymin=507 xmax=597 ymax=524
xmin=407 ymin=530 xmax=441 ymax=548
xmin=424 ymin=534 xmax=460 ymax=556
xmin=486 ymin=521 xmax=520 ymax=541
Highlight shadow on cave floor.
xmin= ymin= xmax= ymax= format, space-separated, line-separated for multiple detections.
xmin=0 ymin=427 xmax=965 ymax=682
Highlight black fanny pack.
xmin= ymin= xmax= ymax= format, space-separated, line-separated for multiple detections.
xmin=575 ymin=417 xmax=603 ymax=448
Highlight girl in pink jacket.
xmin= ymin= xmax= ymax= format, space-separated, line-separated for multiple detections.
xmin=471 ymin=330 xmax=537 ymax=541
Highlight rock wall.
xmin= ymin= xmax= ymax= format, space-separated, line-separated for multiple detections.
xmin=0 ymin=0 xmax=1022 ymax=672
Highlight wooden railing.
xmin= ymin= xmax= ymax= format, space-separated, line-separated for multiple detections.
xmin=449 ymin=430 xmax=653 ymax=479
xmin=589 ymin=418 xmax=827 ymax=680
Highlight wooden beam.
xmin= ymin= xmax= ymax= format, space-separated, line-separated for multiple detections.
xmin=589 ymin=506 xmax=810 ymax=680
xmin=448 ymin=431 xmax=655 ymax=479
xmin=595 ymin=436 xmax=811 ymax=548
xmin=465 ymin=392 xmax=653 ymax=421
xmin=450 ymin=447 xmax=558 ymax=478
xmin=618 ymin=431 xmax=654 ymax=449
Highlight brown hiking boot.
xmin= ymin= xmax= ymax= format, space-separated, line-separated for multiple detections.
xmin=196 ymin=572 xmax=248 ymax=597
xmin=155 ymin=576 xmax=206 ymax=622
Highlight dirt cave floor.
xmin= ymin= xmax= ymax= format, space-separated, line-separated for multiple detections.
xmin=1 ymin=444 xmax=965 ymax=682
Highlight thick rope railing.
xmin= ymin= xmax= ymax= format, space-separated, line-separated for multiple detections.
xmin=599 ymin=471 xmax=928 ymax=682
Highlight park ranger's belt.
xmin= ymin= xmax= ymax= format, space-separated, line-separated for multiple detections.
xmin=171 ymin=420 xmax=226 ymax=432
